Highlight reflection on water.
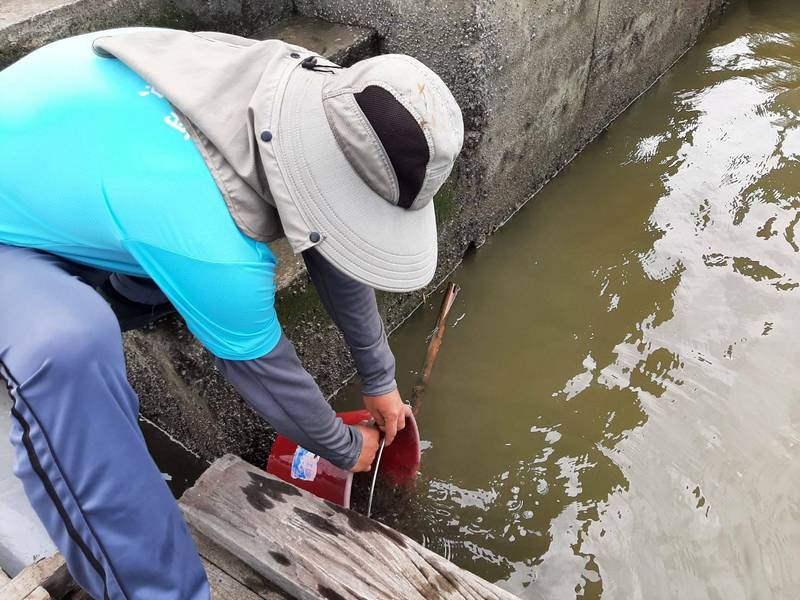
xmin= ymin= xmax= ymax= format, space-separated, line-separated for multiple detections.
xmin=337 ymin=1 xmax=800 ymax=597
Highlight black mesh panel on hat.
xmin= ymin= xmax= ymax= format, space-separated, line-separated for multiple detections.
xmin=354 ymin=85 xmax=430 ymax=209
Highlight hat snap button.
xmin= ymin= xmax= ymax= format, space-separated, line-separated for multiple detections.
xmin=309 ymin=232 xmax=321 ymax=243
xmin=290 ymin=52 xmax=301 ymax=59
xmin=260 ymin=130 xmax=273 ymax=142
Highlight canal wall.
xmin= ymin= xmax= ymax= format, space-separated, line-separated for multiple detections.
xmin=1 ymin=0 xmax=729 ymax=464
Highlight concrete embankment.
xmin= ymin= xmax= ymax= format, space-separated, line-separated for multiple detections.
xmin=1 ymin=0 xmax=729 ymax=464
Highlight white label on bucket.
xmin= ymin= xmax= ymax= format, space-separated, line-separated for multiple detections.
xmin=290 ymin=447 xmax=320 ymax=481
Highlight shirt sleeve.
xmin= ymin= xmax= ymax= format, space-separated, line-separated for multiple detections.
xmin=215 ymin=334 xmax=363 ymax=470
xmin=302 ymin=248 xmax=398 ymax=397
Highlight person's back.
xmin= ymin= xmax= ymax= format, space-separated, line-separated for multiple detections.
xmin=0 ymin=30 xmax=282 ymax=359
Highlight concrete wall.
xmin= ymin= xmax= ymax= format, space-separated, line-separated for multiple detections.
xmin=2 ymin=0 xmax=729 ymax=464
xmin=0 ymin=0 xmax=291 ymax=70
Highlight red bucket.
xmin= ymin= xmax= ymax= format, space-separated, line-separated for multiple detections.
xmin=266 ymin=409 xmax=421 ymax=508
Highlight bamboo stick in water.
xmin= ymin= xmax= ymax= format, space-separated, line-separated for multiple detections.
xmin=411 ymin=282 xmax=461 ymax=416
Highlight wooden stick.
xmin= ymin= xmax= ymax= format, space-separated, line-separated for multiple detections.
xmin=411 ymin=282 xmax=461 ymax=416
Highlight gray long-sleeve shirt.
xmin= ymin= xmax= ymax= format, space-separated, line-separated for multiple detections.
xmin=112 ymin=248 xmax=396 ymax=470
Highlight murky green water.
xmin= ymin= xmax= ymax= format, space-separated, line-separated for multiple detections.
xmin=139 ymin=419 xmax=208 ymax=497
xmin=337 ymin=2 xmax=800 ymax=597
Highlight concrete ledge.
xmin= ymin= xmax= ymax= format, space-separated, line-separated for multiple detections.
xmin=0 ymin=0 xmax=293 ymax=70
xmin=1 ymin=0 xmax=182 ymax=70
xmin=0 ymin=0 xmax=81 ymax=29
xmin=254 ymin=14 xmax=376 ymax=65
xmin=0 ymin=0 xmax=148 ymax=68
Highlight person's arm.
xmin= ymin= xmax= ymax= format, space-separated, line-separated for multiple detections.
xmin=302 ymin=248 xmax=410 ymax=445
xmin=107 ymin=272 xmax=380 ymax=470
xmin=215 ymin=334 xmax=378 ymax=471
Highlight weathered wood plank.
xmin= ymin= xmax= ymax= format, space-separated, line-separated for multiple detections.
xmin=1 ymin=566 xmax=12 ymax=586
xmin=191 ymin=526 xmax=293 ymax=600
xmin=61 ymin=588 xmax=91 ymax=600
xmin=39 ymin=558 xmax=79 ymax=599
xmin=1 ymin=552 xmax=79 ymax=599
xmin=180 ymin=455 xmax=519 ymax=600
xmin=5 ymin=539 xmax=288 ymax=600
xmin=23 ymin=586 xmax=50 ymax=599
xmin=202 ymin=558 xmax=262 ymax=600
xmin=1 ymin=554 xmax=64 ymax=599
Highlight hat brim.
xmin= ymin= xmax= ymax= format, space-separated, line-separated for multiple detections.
xmin=268 ymin=66 xmax=438 ymax=292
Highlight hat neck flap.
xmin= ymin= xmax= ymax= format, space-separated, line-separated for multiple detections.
xmin=93 ymin=29 xmax=307 ymax=242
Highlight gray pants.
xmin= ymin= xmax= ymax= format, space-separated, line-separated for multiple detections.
xmin=0 ymin=244 xmax=209 ymax=599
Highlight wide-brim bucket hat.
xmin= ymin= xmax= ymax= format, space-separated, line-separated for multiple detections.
xmin=261 ymin=54 xmax=465 ymax=292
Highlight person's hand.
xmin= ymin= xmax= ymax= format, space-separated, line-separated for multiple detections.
xmin=351 ymin=424 xmax=381 ymax=472
xmin=363 ymin=389 xmax=412 ymax=446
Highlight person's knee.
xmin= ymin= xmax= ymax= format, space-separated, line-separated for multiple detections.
xmin=13 ymin=302 xmax=123 ymax=385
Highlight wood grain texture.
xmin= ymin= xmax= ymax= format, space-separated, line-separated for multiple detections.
xmin=40 ymin=559 xmax=78 ymax=598
xmin=180 ymin=455 xmax=519 ymax=600
xmin=23 ymin=586 xmax=50 ymax=599
xmin=202 ymin=559 xmax=262 ymax=600
xmin=4 ymin=533 xmax=292 ymax=599
xmin=1 ymin=554 xmax=63 ymax=599
xmin=191 ymin=525 xmax=293 ymax=600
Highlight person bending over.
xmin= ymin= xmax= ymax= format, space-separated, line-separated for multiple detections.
xmin=0 ymin=27 xmax=463 ymax=599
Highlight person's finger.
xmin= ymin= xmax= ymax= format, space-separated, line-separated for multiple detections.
xmin=372 ymin=411 xmax=386 ymax=429
xmin=396 ymin=410 xmax=406 ymax=432
xmin=383 ymin=413 xmax=399 ymax=446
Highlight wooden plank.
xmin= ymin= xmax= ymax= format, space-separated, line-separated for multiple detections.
xmin=180 ymin=455 xmax=519 ymax=600
xmin=191 ymin=526 xmax=293 ymax=600
xmin=2 ymin=553 xmax=79 ymax=599
xmin=61 ymin=588 xmax=91 ymax=600
xmin=1 ymin=566 xmax=12 ymax=586
xmin=7 ymin=553 xmax=276 ymax=600
xmin=2 ymin=554 xmax=64 ymax=599
xmin=2 ymin=528 xmax=292 ymax=600
xmin=202 ymin=558 xmax=262 ymax=600
xmin=39 ymin=558 xmax=79 ymax=599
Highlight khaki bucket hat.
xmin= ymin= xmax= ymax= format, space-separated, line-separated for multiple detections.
xmin=261 ymin=53 xmax=465 ymax=292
